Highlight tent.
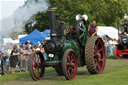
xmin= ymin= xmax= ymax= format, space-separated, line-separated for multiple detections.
xmin=97 ymin=26 xmax=118 ymax=40
xmin=3 ymin=38 xmax=13 ymax=44
xmin=20 ymin=29 xmax=45 ymax=46
xmin=18 ymin=34 xmax=27 ymax=39
xmin=42 ymin=29 xmax=51 ymax=40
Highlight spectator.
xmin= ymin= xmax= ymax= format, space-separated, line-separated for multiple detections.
xmin=0 ymin=45 xmax=5 ymax=53
xmin=3 ymin=49 xmax=10 ymax=73
xmin=19 ymin=44 xmax=26 ymax=72
xmin=0 ymin=51 xmax=6 ymax=75
xmin=25 ymin=41 xmax=30 ymax=50
xmin=29 ymin=45 xmax=35 ymax=54
xmin=106 ymin=38 xmax=113 ymax=57
xmin=24 ymin=42 xmax=31 ymax=71
xmin=0 ymin=51 xmax=3 ymax=75
xmin=34 ymin=45 xmax=40 ymax=51
xmin=40 ymin=45 xmax=47 ymax=60
xmin=9 ymin=45 xmax=20 ymax=74
xmin=38 ymin=41 xmax=41 ymax=47
xmin=43 ymin=40 xmax=47 ymax=45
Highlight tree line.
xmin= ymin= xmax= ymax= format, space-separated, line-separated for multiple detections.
xmin=25 ymin=0 xmax=128 ymax=33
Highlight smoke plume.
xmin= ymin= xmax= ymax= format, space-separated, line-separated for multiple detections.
xmin=0 ymin=0 xmax=50 ymax=38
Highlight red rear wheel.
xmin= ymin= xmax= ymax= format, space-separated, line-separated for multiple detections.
xmin=94 ymin=38 xmax=106 ymax=72
xmin=29 ymin=51 xmax=45 ymax=81
xmin=85 ymin=36 xmax=106 ymax=74
xmin=62 ymin=49 xmax=78 ymax=80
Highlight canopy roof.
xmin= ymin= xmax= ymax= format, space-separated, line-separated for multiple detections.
xmin=97 ymin=26 xmax=118 ymax=40
xmin=20 ymin=29 xmax=45 ymax=45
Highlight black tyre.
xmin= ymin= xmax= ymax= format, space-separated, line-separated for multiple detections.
xmin=85 ymin=36 xmax=106 ymax=74
xmin=54 ymin=65 xmax=63 ymax=76
xmin=29 ymin=51 xmax=45 ymax=81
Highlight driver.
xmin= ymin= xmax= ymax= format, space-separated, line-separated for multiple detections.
xmin=88 ymin=21 xmax=98 ymax=36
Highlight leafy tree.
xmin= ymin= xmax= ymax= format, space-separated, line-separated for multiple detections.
xmin=25 ymin=0 xmax=128 ymax=33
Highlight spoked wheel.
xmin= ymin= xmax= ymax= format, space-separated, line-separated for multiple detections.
xmin=29 ymin=51 xmax=45 ymax=81
xmin=54 ymin=65 xmax=63 ymax=76
xmin=85 ymin=36 xmax=106 ymax=74
xmin=62 ymin=49 xmax=78 ymax=80
xmin=75 ymin=20 xmax=88 ymax=46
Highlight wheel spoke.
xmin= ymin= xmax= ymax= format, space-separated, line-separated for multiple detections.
xmin=67 ymin=67 xmax=72 ymax=77
xmin=66 ymin=62 xmax=71 ymax=65
xmin=37 ymin=55 xmax=40 ymax=62
xmin=81 ymin=23 xmax=85 ymax=29
xmin=67 ymin=55 xmax=71 ymax=62
xmin=94 ymin=48 xmax=103 ymax=56
xmin=95 ymin=58 xmax=101 ymax=69
xmin=79 ymin=27 xmax=84 ymax=32
xmin=79 ymin=32 xmax=84 ymax=39
xmin=96 ymin=40 xmax=100 ymax=47
xmin=99 ymin=58 xmax=103 ymax=62
xmin=71 ymin=67 xmax=74 ymax=74
xmin=70 ymin=53 xmax=74 ymax=60
xmin=96 ymin=63 xmax=101 ymax=70
xmin=37 ymin=63 xmax=41 ymax=68
xmin=82 ymin=32 xmax=86 ymax=45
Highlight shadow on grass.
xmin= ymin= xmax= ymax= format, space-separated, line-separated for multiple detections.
xmin=107 ymin=56 xmax=128 ymax=60
xmin=0 ymin=67 xmax=91 ymax=83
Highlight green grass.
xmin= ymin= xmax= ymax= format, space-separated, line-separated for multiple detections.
xmin=0 ymin=67 xmax=54 ymax=82
xmin=1 ymin=58 xmax=128 ymax=85
xmin=55 ymin=67 xmax=128 ymax=85
xmin=0 ymin=72 xmax=29 ymax=82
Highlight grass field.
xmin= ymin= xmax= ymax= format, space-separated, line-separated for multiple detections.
xmin=1 ymin=58 xmax=128 ymax=85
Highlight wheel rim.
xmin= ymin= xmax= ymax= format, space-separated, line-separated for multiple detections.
xmin=94 ymin=38 xmax=105 ymax=72
xmin=65 ymin=50 xmax=78 ymax=79
xmin=32 ymin=52 xmax=43 ymax=80
xmin=76 ymin=20 xmax=88 ymax=46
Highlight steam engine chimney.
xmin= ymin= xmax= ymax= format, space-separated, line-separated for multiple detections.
xmin=48 ymin=7 xmax=57 ymax=38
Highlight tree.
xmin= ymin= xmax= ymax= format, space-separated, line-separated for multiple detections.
xmin=26 ymin=0 xmax=128 ymax=33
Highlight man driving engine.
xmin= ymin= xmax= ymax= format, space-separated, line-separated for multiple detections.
xmin=88 ymin=21 xmax=98 ymax=36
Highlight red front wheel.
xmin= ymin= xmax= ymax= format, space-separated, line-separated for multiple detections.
xmin=62 ymin=49 xmax=78 ymax=80
xmin=29 ymin=51 xmax=45 ymax=81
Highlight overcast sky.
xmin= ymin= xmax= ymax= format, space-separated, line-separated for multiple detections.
xmin=0 ymin=0 xmax=27 ymax=20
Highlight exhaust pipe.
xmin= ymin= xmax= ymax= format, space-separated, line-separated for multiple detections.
xmin=48 ymin=7 xmax=57 ymax=37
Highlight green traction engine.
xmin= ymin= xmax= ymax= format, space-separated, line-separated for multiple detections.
xmin=29 ymin=7 xmax=106 ymax=81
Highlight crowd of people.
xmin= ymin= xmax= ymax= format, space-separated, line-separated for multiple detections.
xmin=104 ymin=38 xmax=117 ymax=57
xmin=0 ymin=41 xmax=46 ymax=75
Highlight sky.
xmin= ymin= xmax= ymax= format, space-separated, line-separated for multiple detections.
xmin=0 ymin=0 xmax=27 ymax=20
